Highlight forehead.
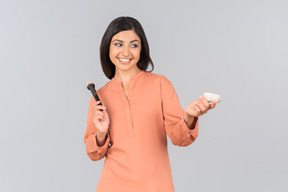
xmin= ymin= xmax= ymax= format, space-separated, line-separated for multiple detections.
xmin=111 ymin=30 xmax=141 ymax=41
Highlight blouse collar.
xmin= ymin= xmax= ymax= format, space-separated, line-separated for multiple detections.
xmin=110 ymin=70 xmax=145 ymax=85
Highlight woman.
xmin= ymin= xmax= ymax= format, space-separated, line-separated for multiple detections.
xmin=84 ymin=16 xmax=216 ymax=192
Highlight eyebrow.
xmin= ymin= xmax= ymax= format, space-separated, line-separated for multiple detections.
xmin=113 ymin=39 xmax=140 ymax=43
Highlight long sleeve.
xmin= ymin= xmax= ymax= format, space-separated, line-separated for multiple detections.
xmin=161 ymin=76 xmax=199 ymax=146
xmin=83 ymin=97 xmax=110 ymax=161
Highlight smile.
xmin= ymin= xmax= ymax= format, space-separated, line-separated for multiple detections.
xmin=118 ymin=58 xmax=132 ymax=64
xmin=118 ymin=58 xmax=131 ymax=62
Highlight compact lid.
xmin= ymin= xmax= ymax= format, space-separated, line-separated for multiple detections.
xmin=203 ymin=92 xmax=221 ymax=102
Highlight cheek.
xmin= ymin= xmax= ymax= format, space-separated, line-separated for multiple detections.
xmin=109 ymin=48 xmax=117 ymax=61
xmin=132 ymin=49 xmax=141 ymax=59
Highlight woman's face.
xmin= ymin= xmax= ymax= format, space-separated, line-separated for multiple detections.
xmin=109 ymin=30 xmax=141 ymax=74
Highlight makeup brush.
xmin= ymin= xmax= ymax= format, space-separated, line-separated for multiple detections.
xmin=86 ymin=81 xmax=103 ymax=110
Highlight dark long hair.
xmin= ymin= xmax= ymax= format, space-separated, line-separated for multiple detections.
xmin=100 ymin=16 xmax=154 ymax=79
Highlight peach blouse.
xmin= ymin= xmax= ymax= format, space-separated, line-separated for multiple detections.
xmin=84 ymin=71 xmax=198 ymax=192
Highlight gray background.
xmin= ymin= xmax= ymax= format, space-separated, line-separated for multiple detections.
xmin=1 ymin=0 xmax=287 ymax=191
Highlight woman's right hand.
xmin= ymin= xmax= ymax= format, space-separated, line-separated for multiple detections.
xmin=92 ymin=101 xmax=110 ymax=137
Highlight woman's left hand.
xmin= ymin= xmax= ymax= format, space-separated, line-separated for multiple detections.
xmin=184 ymin=96 xmax=217 ymax=118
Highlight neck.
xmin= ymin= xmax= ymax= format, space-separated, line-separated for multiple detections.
xmin=114 ymin=68 xmax=141 ymax=83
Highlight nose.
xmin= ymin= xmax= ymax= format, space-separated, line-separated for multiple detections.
xmin=121 ymin=45 xmax=130 ymax=56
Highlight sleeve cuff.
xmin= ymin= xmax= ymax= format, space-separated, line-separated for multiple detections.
xmin=86 ymin=133 xmax=110 ymax=155
xmin=181 ymin=116 xmax=199 ymax=144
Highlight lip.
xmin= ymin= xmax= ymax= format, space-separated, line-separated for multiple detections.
xmin=118 ymin=57 xmax=132 ymax=64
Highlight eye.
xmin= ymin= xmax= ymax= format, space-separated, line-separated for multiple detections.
xmin=131 ymin=44 xmax=138 ymax=48
xmin=114 ymin=43 xmax=122 ymax=47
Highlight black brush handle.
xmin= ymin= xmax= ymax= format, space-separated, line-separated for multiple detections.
xmin=87 ymin=83 xmax=103 ymax=110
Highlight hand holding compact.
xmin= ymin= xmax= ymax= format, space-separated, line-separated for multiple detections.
xmin=185 ymin=96 xmax=217 ymax=118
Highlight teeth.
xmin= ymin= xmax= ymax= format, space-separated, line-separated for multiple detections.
xmin=119 ymin=58 xmax=130 ymax=62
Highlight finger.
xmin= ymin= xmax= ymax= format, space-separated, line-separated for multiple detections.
xmin=199 ymin=96 xmax=209 ymax=108
xmin=95 ymin=110 xmax=105 ymax=117
xmin=95 ymin=105 xmax=106 ymax=110
xmin=95 ymin=112 xmax=105 ymax=119
xmin=94 ymin=105 xmax=106 ymax=111
xmin=195 ymin=101 xmax=208 ymax=114
xmin=95 ymin=115 xmax=104 ymax=121
xmin=93 ymin=101 xmax=101 ymax=109
xmin=93 ymin=100 xmax=101 ymax=105
xmin=194 ymin=105 xmax=202 ymax=116
xmin=209 ymin=102 xmax=217 ymax=109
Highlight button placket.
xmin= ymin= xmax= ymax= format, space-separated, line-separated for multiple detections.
xmin=121 ymin=82 xmax=134 ymax=137
xmin=126 ymin=96 xmax=134 ymax=136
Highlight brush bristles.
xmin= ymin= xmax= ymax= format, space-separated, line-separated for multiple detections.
xmin=86 ymin=81 xmax=94 ymax=88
